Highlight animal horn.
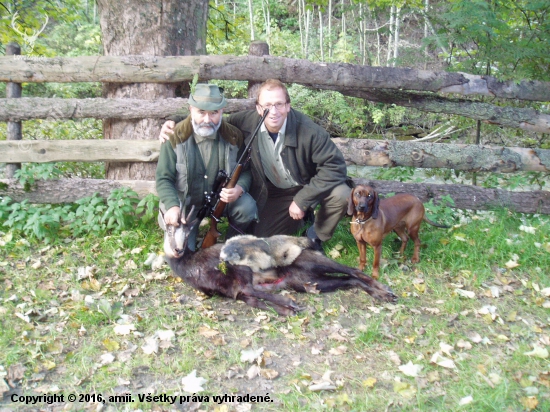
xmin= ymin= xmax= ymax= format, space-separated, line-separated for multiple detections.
xmin=185 ymin=205 xmax=195 ymax=224
xmin=10 ymin=12 xmax=26 ymax=38
xmin=11 ymin=12 xmax=49 ymax=46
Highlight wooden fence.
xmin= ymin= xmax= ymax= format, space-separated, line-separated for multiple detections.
xmin=1 ymin=42 xmax=549 ymax=214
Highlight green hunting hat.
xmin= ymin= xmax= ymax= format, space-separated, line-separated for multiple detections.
xmin=188 ymin=83 xmax=227 ymax=111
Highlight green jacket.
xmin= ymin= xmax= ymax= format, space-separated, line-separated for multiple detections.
xmin=227 ymin=108 xmax=348 ymax=213
xmin=155 ymin=116 xmax=251 ymax=211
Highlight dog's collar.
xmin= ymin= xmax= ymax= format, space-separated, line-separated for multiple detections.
xmin=351 ymin=216 xmax=371 ymax=224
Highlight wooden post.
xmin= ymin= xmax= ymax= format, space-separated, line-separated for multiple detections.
xmin=247 ymin=41 xmax=270 ymax=100
xmin=6 ymin=42 xmax=22 ymax=178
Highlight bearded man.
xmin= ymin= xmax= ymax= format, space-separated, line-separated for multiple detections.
xmin=156 ymin=84 xmax=257 ymax=250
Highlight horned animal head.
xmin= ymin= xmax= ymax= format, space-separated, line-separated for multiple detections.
xmin=160 ymin=205 xmax=196 ymax=259
xmin=11 ymin=12 xmax=49 ymax=51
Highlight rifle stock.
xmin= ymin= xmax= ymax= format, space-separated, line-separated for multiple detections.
xmin=200 ymin=109 xmax=269 ymax=249
xmin=201 ymin=164 xmax=243 ymax=248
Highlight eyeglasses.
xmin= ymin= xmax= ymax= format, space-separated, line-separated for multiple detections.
xmin=258 ymin=102 xmax=288 ymax=112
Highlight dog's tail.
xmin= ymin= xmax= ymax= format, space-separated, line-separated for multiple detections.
xmin=423 ymin=216 xmax=450 ymax=228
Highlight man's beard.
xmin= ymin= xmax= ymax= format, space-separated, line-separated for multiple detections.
xmin=192 ymin=118 xmax=222 ymax=137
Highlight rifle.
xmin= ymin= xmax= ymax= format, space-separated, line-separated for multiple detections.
xmin=201 ymin=108 xmax=269 ymax=249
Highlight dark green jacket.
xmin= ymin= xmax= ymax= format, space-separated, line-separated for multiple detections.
xmin=227 ymin=108 xmax=348 ymax=213
xmin=155 ymin=116 xmax=251 ymax=211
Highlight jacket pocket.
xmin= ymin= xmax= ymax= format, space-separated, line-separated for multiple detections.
xmin=175 ymin=163 xmax=188 ymax=193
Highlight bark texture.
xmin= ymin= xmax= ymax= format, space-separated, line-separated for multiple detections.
xmin=2 ymin=139 xmax=548 ymax=173
xmin=2 ymin=55 xmax=549 ymax=102
xmin=334 ymin=138 xmax=550 ymax=173
xmin=0 ymin=97 xmax=255 ymax=121
xmin=2 ymin=178 xmax=548 ymax=214
xmin=96 ymin=0 xmax=208 ymax=180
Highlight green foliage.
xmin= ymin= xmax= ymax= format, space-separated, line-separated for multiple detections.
xmin=1 ymin=0 xmax=93 ymax=56
xmin=373 ymin=166 xmax=415 ymax=182
xmin=289 ymin=84 xmax=369 ymax=138
xmin=478 ymin=171 xmax=549 ymax=191
xmin=95 ymin=299 xmax=123 ymax=322
xmin=0 ymin=190 xmax=160 ymax=242
xmin=424 ymin=195 xmax=457 ymax=226
xmin=434 ymin=0 xmax=550 ymax=81
xmin=14 ymin=163 xmax=63 ymax=191
xmin=136 ymin=193 xmax=160 ymax=224
xmin=2 ymin=200 xmax=72 ymax=242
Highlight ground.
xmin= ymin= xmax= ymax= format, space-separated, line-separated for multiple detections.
xmin=1 ymin=208 xmax=550 ymax=411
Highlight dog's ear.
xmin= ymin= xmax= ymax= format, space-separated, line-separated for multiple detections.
xmin=371 ymin=191 xmax=380 ymax=219
xmin=347 ymin=189 xmax=356 ymax=216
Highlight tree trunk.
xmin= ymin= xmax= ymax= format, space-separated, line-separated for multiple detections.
xmin=96 ymin=0 xmax=208 ymax=180
xmin=248 ymin=0 xmax=255 ymax=41
xmin=2 ymin=139 xmax=548 ymax=174
xmin=2 ymin=177 xmax=548 ymax=214
xmin=0 ymin=97 xmax=254 ymax=121
xmin=3 ymin=55 xmax=549 ymax=102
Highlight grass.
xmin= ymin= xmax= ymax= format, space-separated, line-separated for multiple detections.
xmin=1 ymin=207 xmax=550 ymax=411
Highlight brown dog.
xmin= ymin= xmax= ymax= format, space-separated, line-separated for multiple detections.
xmin=347 ymin=184 xmax=449 ymax=279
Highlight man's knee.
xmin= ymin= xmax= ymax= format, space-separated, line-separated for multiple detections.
xmin=229 ymin=193 xmax=258 ymax=223
xmin=326 ymin=183 xmax=352 ymax=209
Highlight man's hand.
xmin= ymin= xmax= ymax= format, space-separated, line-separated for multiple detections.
xmin=159 ymin=120 xmax=175 ymax=143
xmin=220 ymin=185 xmax=244 ymax=204
xmin=164 ymin=206 xmax=182 ymax=226
xmin=289 ymin=201 xmax=305 ymax=220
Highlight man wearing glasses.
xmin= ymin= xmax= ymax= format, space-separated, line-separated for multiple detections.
xmin=159 ymin=79 xmax=350 ymax=249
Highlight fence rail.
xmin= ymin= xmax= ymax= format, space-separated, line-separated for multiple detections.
xmin=1 ymin=43 xmax=549 ymax=214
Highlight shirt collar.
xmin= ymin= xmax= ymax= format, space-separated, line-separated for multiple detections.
xmin=193 ymin=132 xmax=217 ymax=143
xmin=260 ymin=118 xmax=287 ymax=136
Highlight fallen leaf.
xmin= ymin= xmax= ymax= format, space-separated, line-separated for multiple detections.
xmin=99 ymin=353 xmax=115 ymax=366
xmin=524 ymin=386 xmax=539 ymax=395
xmin=260 ymin=369 xmax=279 ymax=380
xmin=399 ymin=361 xmax=422 ymax=377
xmin=457 ymin=340 xmax=473 ymax=353
xmin=328 ymin=332 xmax=348 ymax=342
xmin=199 ymin=326 xmax=219 ymax=338
xmin=520 ymin=396 xmax=538 ymax=410
xmin=519 ymin=225 xmax=536 ymax=234
xmin=455 ymin=288 xmax=476 ymax=299
xmin=386 ymin=350 xmax=402 ymax=366
xmin=309 ymin=381 xmax=336 ymax=391
xmin=141 ymin=337 xmax=159 ymax=355
xmin=430 ymin=353 xmax=457 ymax=369
xmin=524 ymin=346 xmax=549 ymax=359
xmin=459 ymin=395 xmax=473 ymax=405
xmin=393 ymin=380 xmax=416 ymax=398
xmin=439 ymin=342 xmax=454 ymax=357
xmin=363 ymin=377 xmax=377 ymax=388
xmin=157 ymin=330 xmax=175 ymax=341
xmin=102 ymin=338 xmax=120 ymax=351
xmin=240 ymin=347 xmax=264 ymax=363
xmin=113 ymin=324 xmax=136 ymax=335
xmin=328 ymin=345 xmax=347 ymax=355
xmin=467 ymin=332 xmax=482 ymax=343
xmin=181 ymin=370 xmax=207 ymax=392
xmin=0 ymin=379 xmax=10 ymax=397
xmin=246 ymin=364 xmax=260 ymax=380
xmin=505 ymin=260 xmax=520 ymax=269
